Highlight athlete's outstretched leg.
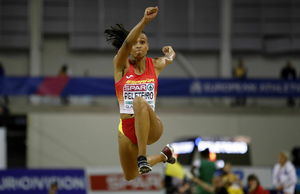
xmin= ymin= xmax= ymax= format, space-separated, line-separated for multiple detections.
xmin=148 ymin=144 xmax=176 ymax=166
xmin=148 ymin=154 xmax=165 ymax=166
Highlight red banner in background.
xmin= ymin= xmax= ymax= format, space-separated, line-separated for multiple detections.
xmin=36 ymin=76 xmax=70 ymax=96
xmin=89 ymin=173 xmax=162 ymax=191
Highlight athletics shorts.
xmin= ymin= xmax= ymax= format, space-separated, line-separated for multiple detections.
xmin=118 ymin=118 xmax=138 ymax=144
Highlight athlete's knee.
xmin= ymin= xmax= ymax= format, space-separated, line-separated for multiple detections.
xmin=133 ymin=96 xmax=146 ymax=106
xmin=133 ymin=97 xmax=147 ymax=111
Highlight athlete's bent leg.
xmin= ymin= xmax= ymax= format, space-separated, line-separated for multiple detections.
xmin=118 ymin=132 xmax=139 ymax=180
xmin=119 ymin=131 xmax=167 ymax=180
xmin=133 ymin=97 xmax=150 ymax=157
xmin=133 ymin=97 xmax=164 ymax=152
xmin=147 ymin=106 xmax=163 ymax=145
xmin=133 ymin=97 xmax=153 ymax=174
xmin=133 ymin=97 xmax=165 ymax=174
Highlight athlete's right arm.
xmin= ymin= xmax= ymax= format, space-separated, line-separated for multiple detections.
xmin=113 ymin=7 xmax=158 ymax=76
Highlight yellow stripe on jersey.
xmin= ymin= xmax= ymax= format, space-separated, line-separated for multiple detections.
xmin=118 ymin=119 xmax=124 ymax=135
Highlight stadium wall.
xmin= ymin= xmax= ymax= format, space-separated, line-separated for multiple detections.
xmin=1 ymin=37 xmax=300 ymax=77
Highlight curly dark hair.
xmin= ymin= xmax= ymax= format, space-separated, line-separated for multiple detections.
xmin=247 ymin=174 xmax=260 ymax=186
xmin=104 ymin=24 xmax=129 ymax=50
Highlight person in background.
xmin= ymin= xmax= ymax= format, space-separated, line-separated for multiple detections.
xmin=165 ymin=158 xmax=192 ymax=194
xmin=190 ymin=174 xmax=228 ymax=194
xmin=58 ymin=64 xmax=69 ymax=77
xmin=280 ymin=61 xmax=297 ymax=107
xmin=233 ymin=59 xmax=247 ymax=79
xmin=272 ymin=152 xmax=297 ymax=194
xmin=191 ymin=148 xmax=217 ymax=194
xmin=232 ymin=58 xmax=247 ymax=106
xmin=58 ymin=64 xmax=70 ymax=105
xmin=220 ymin=162 xmax=241 ymax=186
xmin=0 ymin=62 xmax=9 ymax=105
xmin=48 ymin=182 xmax=58 ymax=194
xmin=247 ymin=174 xmax=269 ymax=194
xmin=220 ymin=162 xmax=244 ymax=194
xmin=0 ymin=62 xmax=4 ymax=77
xmin=0 ymin=103 xmax=10 ymax=127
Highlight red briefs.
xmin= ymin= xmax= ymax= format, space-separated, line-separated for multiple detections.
xmin=118 ymin=118 xmax=137 ymax=144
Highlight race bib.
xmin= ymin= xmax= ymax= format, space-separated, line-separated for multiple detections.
xmin=121 ymin=83 xmax=155 ymax=114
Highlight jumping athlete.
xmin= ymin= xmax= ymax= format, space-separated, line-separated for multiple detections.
xmin=105 ymin=6 xmax=176 ymax=180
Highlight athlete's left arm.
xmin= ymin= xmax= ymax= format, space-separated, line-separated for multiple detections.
xmin=153 ymin=46 xmax=176 ymax=76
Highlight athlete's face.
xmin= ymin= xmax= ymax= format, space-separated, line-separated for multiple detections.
xmin=130 ymin=33 xmax=149 ymax=59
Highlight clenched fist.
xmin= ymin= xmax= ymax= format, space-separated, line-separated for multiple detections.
xmin=162 ymin=46 xmax=176 ymax=61
xmin=143 ymin=7 xmax=159 ymax=24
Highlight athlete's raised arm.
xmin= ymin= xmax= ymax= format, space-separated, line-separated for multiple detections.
xmin=154 ymin=46 xmax=176 ymax=76
xmin=113 ymin=7 xmax=158 ymax=71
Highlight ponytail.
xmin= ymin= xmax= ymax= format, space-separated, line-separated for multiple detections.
xmin=104 ymin=24 xmax=129 ymax=50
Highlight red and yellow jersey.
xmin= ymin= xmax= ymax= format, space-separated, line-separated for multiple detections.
xmin=115 ymin=57 xmax=158 ymax=114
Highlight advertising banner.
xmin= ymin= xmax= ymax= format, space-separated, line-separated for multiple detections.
xmin=1 ymin=77 xmax=300 ymax=97
xmin=87 ymin=167 xmax=164 ymax=194
xmin=90 ymin=173 xmax=162 ymax=191
xmin=0 ymin=169 xmax=87 ymax=194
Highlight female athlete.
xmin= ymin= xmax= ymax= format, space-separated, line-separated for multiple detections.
xmin=105 ymin=6 xmax=176 ymax=180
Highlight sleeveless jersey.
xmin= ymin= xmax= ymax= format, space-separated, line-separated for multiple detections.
xmin=115 ymin=57 xmax=158 ymax=114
